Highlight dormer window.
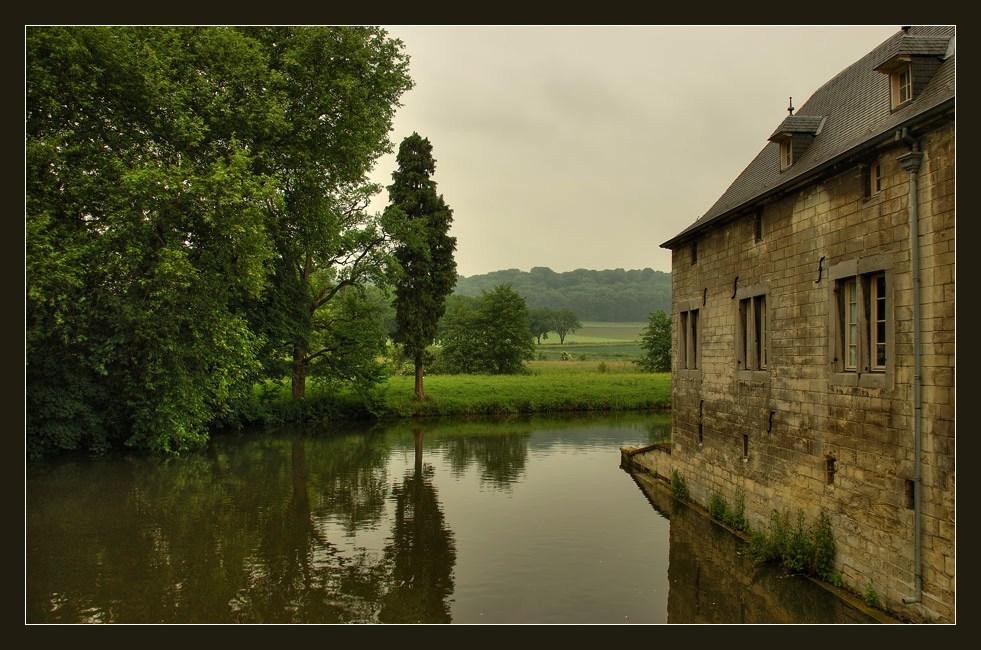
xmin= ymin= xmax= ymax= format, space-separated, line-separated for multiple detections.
xmin=874 ymin=33 xmax=952 ymax=111
xmin=780 ymin=139 xmax=793 ymax=171
xmin=768 ymin=115 xmax=825 ymax=172
xmin=892 ymin=63 xmax=913 ymax=107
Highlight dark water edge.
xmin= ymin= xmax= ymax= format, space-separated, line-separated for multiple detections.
xmin=624 ymin=469 xmax=901 ymax=624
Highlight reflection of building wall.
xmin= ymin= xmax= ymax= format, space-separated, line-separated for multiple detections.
xmin=627 ymin=471 xmax=885 ymax=624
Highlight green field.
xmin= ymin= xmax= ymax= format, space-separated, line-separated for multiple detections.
xmin=535 ymin=321 xmax=645 ymax=361
xmin=241 ymin=321 xmax=663 ymax=425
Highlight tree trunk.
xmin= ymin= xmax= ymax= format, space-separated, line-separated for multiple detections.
xmin=414 ymin=351 xmax=426 ymax=401
xmin=292 ymin=343 xmax=307 ymax=400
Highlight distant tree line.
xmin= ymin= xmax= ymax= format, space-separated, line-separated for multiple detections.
xmin=454 ymin=267 xmax=671 ymax=322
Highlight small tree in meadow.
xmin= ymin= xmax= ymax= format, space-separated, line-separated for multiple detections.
xmin=636 ymin=310 xmax=672 ymax=372
xmin=552 ymin=308 xmax=581 ymax=344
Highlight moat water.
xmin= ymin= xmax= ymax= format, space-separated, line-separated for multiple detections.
xmin=26 ymin=412 xmax=881 ymax=624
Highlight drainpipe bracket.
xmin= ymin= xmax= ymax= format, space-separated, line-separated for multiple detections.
xmin=897 ymin=151 xmax=924 ymax=173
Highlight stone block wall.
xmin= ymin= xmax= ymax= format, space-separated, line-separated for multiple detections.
xmin=658 ymin=122 xmax=954 ymax=623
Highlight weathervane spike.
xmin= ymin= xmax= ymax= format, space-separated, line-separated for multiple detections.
xmin=788 ymin=97 xmax=794 ymax=116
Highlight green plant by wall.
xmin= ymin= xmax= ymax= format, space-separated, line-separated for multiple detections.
xmin=708 ymin=493 xmax=728 ymax=521
xmin=707 ymin=490 xmax=750 ymax=532
xmin=729 ymin=489 xmax=749 ymax=532
xmin=748 ymin=508 xmax=838 ymax=583
xmin=670 ymin=470 xmax=690 ymax=502
xmin=864 ymin=583 xmax=881 ymax=609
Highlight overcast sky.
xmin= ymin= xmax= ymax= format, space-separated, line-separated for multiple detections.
xmin=367 ymin=25 xmax=901 ymax=278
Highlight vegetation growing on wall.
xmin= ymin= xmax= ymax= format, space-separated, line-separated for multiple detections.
xmin=707 ymin=490 xmax=749 ymax=532
xmin=747 ymin=508 xmax=841 ymax=586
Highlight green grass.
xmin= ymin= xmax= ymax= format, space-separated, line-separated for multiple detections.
xmin=380 ymin=363 xmax=670 ymax=418
xmin=559 ymin=321 xmax=647 ymax=343
xmin=234 ymin=321 xmax=668 ymax=426
xmin=239 ymin=359 xmax=671 ymax=425
xmin=535 ymin=321 xmax=646 ymax=361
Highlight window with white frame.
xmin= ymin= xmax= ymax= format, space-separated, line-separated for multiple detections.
xmin=836 ymin=271 xmax=888 ymax=373
xmin=679 ymin=307 xmax=700 ymax=370
xmin=780 ymin=140 xmax=793 ymax=171
xmin=891 ymin=64 xmax=912 ymax=109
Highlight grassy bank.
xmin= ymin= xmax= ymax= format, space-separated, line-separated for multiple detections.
xmin=229 ymin=322 xmax=670 ymax=427
xmin=237 ymin=360 xmax=671 ymax=426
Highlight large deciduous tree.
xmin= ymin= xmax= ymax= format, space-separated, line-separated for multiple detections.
xmin=473 ymin=284 xmax=535 ymax=374
xmin=438 ymin=285 xmax=535 ymax=375
xmin=386 ymin=133 xmax=457 ymax=401
xmin=26 ymin=26 xmax=412 ymax=456
xmin=242 ymin=27 xmax=412 ymax=400
xmin=27 ymin=26 xmax=281 ymax=456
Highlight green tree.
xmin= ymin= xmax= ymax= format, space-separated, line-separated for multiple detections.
xmin=528 ymin=307 xmax=554 ymax=344
xmin=636 ymin=310 xmax=672 ymax=372
xmin=552 ymin=308 xmax=582 ymax=344
xmin=439 ymin=285 xmax=535 ymax=375
xmin=475 ymin=284 xmax=536 ymax=374
xmin=387 ymin=133 xmax=458 ymax=400
xmin=26 ymin=27 xmax=280 ymax=456
xmin=26 ymin=26 xmax=412 ymax=456
xmin=436 ymin=295 xmax=481 ymax=374
xmin=242 ymin=27 xmax=412 ymax=399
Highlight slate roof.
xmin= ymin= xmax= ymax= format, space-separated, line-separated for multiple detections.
xmin=873 ymin=35 xmax=953 ymax=69
xmin=768 ymin=115 xmax=825 ymax=140
xmin=662 ymin=25 xmax=955 ymax=249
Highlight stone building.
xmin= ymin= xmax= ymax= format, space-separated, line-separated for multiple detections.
xmin=626 ymin=26 xmax=954 ymax=623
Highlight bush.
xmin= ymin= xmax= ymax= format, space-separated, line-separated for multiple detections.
xmin=708 ymin=493 xmax=728 ymax=521
xmin=748 ymin=508 xmax=839 ymax=581
xmin=864 ymin=584 xmax=881 ymax=609
xmin=670 ymin=470 xmax=690 ymax=501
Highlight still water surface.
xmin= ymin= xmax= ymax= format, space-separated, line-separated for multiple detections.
xmin=26 ymin=413 xmax=880 ymax=624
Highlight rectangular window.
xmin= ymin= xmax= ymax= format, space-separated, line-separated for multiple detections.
xmin=690 ymin=240 xmax=698 ymax=265
xmin=737 ymin=293 xmax=768 ymax=371
xmin=891 ymin=64 xmax=912 ymax=108
xmin=753 ymin=211 xmax=763 ymax=242
xmin=780 ymin=140 xmax=793 ymax=170
xmin=870 ymin=162 xmax=882 ymax=195
xmin=836 ymin=272 xmax=888 ymax=373
xmin=872 ymin=273 xmax=887 ymax=370
xmin=679 ymin=308 xmax=700 ymax=370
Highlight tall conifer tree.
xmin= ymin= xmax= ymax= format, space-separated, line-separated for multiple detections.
xmin=386 ymin=133 xmax=457 ymax=400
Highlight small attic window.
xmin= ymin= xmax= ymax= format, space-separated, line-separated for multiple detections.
xmin=873 ymin=32 xmax=952 ymax=111
xmin=891 ymin=63 xmax=913 ymax=108
xmin=780 ymin=139 xmax=793 ymax=171
xmin=768 ymin=115 xmax=824 ymax=172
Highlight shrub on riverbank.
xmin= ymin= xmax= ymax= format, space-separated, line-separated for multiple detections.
xmin=229 ymin=360 xmax=672 ymax=426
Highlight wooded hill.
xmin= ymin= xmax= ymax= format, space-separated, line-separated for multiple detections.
xmin=454 ymin=267 xmax=671 ymax=322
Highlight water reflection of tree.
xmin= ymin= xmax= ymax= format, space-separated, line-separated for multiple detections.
xmin=378 ymin=429 xmax=457 ymax=623
xmin=27 ymin=430 xmax=401 ymax=623
xmin=440 ymin=431 xmax=530 ymax=489
xmin=643 ymin=413 xmax=672 ymax=444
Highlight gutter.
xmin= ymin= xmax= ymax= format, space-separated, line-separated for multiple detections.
xmin=896 ymin=128 xmax=924 ymax=606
